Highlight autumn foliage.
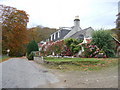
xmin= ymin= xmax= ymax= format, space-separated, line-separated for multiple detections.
xmin=1 ymin=5 xmax=29 ymax=56
xmin=27 ymin=26 xmax=57 ymax=43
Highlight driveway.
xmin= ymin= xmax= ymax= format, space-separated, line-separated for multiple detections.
xmin=1 ymin=58 xmax=59 ymax=88
xmin=1 ymin=58 xmax=118 ymax=88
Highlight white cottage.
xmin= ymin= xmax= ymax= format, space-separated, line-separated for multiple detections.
xmin=47 ymin=16 xmax=94 ymax=42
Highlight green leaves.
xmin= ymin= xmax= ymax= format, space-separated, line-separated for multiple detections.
xmin=91 ymin=30 xmax=115 ymax=57
xmin=27 ymin=40 xmax=39 ymax=55
xmin=64 ymin=38 xmax=82 ymax=55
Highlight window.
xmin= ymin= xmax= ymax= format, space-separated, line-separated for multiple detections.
xmin=78 ymin=34 xmax=84 ymax=40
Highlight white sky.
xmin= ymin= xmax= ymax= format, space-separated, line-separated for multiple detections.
xmin=0 ymin=0 xmax=119 ymax=29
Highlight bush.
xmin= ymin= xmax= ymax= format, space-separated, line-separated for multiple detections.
xmin=83 ymin=44 xmax=106 ymax=58
xmin=64 ymin=38 xmax=82 ymax=55
xmin=41 ymin=40 xmax=64 ymax=56
xmin=27 ymin=52 xmax=35 ymax=60
xmin=27 ymin=40 xmax=39 ymax=59
xmin=91 ymin=30 xmax=115 ymax=57
xmin=41 ymin=38 xmax=82 ymax=56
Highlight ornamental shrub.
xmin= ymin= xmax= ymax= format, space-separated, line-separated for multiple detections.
xmin=40 ymin=40 xmax=64 ymax=56
xmin=41 ymin=39 xmax=82 ymax=56
xmin=64 ymin=38 xmax=82 ymax=55
xmin=83 ymin=44 xmax=106 ymax=58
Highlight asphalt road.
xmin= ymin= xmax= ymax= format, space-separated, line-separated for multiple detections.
xmin=1 ymin=58 xmax=59 ymax=88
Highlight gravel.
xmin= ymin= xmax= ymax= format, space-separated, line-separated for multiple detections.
xmin=51 ymin=65 xmax=118 ymax=88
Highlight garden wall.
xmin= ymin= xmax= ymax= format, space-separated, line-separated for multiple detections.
xmin=34 ymin=56 xmax=44 ymax=64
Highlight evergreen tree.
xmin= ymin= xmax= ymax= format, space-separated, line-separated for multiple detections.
xmin=27 ymin=40 xmax=39 ymax=56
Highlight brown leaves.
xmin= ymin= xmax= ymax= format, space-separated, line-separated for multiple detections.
xmin=27 ymin=26 xmax=57 ymax=43
xmin=2 ymin=5 xmax=29 ymax=56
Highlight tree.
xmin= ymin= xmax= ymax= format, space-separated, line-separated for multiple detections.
xmin=1 ymin=5 xmax=29 ymax=56
xmin=91 ymin=30 xmax=115 ymax=57
xmin=27 ymin=40 xmax=39 ymax=56
xmin=27 ymin=26 xmax=57 ymax=43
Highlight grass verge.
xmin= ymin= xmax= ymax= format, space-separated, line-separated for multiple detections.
xmin=43 ymin=57 xmax=118 ymax=72
xmin=0 ymin=55 xmax=11 ymax=63
xmin=44 ymin=57 xmax=99 ymax=62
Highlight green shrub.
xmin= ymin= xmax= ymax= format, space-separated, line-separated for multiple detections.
xmin=91 ymin=30 xmax=115 ymax=57
xmin=27 ymin=40 xmax=39 ymax=59
xmin=27 ymin=52 xmax=35 ymax=60
xmin=64 ymin=38 xmax=82 ymax=55
xmin=64 ymin=38 xmax=79 ymax=47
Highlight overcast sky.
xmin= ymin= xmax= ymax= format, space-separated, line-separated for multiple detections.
xmin=0 ymin=0 xmax=119 ymax=29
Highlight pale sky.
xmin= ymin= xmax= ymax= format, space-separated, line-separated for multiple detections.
xmin=0 ymin=0 xmax=119 ymax=29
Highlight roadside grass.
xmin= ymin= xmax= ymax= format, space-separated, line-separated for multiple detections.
xmin=43 ymin=57 xmax=118 ymax=72
xmin=0 ymin=55 xmax=11 ymax=63
xmin=44 ymin=57 xmax=99 ymax=62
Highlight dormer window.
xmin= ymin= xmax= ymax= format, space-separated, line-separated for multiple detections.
xmin=78 ymin=34 xmax=84 ymax=40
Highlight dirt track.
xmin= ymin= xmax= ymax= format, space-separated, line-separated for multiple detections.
xmin=38 ymin=63 xmax=118 ymax=88
xmin=55 ymin=66 xmax=118 ymax=88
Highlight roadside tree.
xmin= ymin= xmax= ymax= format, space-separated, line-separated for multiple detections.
xmin=1 ymin=5 xmax=29 ymax=56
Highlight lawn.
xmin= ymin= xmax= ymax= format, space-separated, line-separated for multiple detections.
xmin=44 ymin=57 xmax=100 ymax=62
xmin=43 ymin=57 xmax=118 ymax=71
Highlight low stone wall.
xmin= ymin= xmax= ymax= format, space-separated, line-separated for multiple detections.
xmin=34 ymin=56 xmax=44 ymax=64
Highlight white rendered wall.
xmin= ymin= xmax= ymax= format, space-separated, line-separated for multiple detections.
xmin=118 ymin=1 xmax=120 ymax=13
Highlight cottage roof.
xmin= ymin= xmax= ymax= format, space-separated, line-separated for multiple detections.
xmin=64 ymin=26 xmax=82 ymax=39
xmin=59 ymin=27 xmax=71 ymax=31
xmin=69 ymin=27 xmax=93 ymax=38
